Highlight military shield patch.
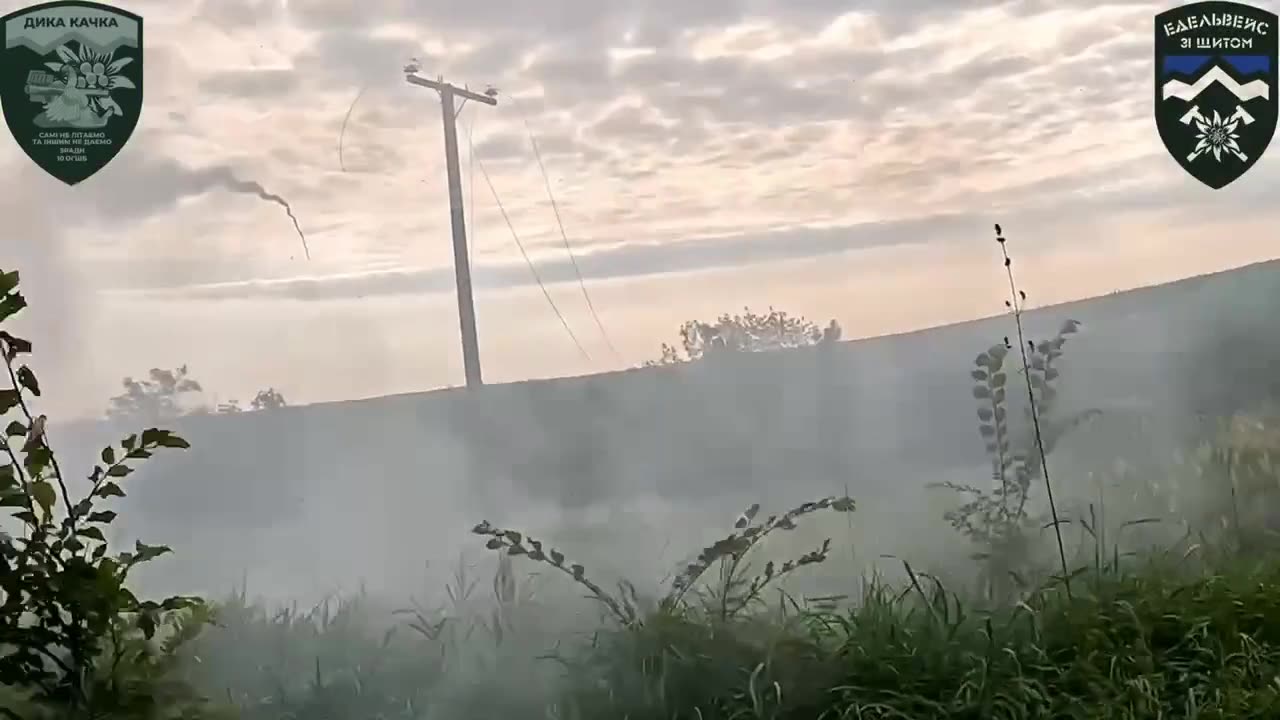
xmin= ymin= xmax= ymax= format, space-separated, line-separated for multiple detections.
xmin=1155 ymin=1 xmax=1277 ymax=189
xmin=0 ymin=1 xmax=142 ymax=185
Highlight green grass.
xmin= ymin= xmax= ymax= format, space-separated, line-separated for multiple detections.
xmin=615 ymin=568 xmax=1262 ymax=718
xmin=142 ymin=540 xmax=1280 ymax=720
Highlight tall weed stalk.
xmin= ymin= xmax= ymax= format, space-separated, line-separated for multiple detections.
xmin=995 ymin=224 xmax=1072 ymax=598
xmin=934 ymin=226 xmax=1097 ymax=603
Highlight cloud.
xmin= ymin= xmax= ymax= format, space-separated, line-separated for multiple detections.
xmin=103 ymin=212 xmax=957 ymax=300
xmin=196 ymin=0 xmax=281 ymax=29
xmin=108 ymin=157 xmax=1265 ymax=303
xmin=291 ymin=30 xmax=429 ymax=89
xmin=198 ymin=68 xmax=299 ymax=98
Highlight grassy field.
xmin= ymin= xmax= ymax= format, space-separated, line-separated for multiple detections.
xmin=7 ymin=237 xmax=1280 ymax=719
xmin=21 ymin=512 xmax=1279 ymax=720
xmin=10 ymin=541 xmax=1280 ymax=719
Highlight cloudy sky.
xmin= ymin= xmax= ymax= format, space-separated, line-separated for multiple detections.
xmin=1 ymin=0 xmax=1277 ymax=420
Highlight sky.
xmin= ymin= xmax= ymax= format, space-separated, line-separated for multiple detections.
xmin=0 ymin=0 xmax=1277 ymax=420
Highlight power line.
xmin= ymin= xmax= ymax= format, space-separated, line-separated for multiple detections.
xmin=337 ymin=83 xmax=369 ymax=172
xmin=506 ymin=92 xmax=622 ymax=363
xmin=471 ymin=147 xmax=594 ymax=364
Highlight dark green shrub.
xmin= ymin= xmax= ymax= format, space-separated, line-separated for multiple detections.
xmin=0 ymin=268 xmax=213 ymax=718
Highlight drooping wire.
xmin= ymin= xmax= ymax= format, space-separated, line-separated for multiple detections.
xmin=506 ymin=92 xmax=622 ymax=363
xmin=335 ymin=76 xmax=593 ymax=365
xmin=472 ymin=147 xmax=593 ymax=364
xmin=337 ymin=83 xmax=369 ymax=172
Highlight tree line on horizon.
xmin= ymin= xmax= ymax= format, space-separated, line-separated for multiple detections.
xmin=105 ymin=364 xmax=286 ymax=424
xmin=102 ymin=305 xmax=838 ymax=421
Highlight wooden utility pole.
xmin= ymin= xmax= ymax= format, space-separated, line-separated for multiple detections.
xmin=405 ymin=70 xmax=497 ymax=389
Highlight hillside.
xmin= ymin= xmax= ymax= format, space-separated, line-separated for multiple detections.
xmin=45 ymin=257 xmax=1280 ymax=597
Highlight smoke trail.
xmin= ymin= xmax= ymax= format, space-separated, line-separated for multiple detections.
xmin=337 ymin=84 xmax=368 ymax=173
xmin=196 ymin=168 xmax=311 ymax=260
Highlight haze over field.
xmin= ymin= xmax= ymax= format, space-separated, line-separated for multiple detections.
xmin=26 ymin=255 xmax=1272 ymax=606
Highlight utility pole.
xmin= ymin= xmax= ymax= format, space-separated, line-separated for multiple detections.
xmin=405 ymin=69 xmax=497 ymax=389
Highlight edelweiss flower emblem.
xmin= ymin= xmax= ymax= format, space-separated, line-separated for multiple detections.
xmin=1189 ymin=108 xmax=1247 ymax=162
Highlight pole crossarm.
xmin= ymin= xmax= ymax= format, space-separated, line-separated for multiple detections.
xmin=405 ymin=73 xmax=498 ymax=106
xmin=405 ymin=70 xmax=497 ymax=389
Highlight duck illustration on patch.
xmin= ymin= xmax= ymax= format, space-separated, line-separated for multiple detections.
xmin=30 ymin=43 xmax=131 ymax=129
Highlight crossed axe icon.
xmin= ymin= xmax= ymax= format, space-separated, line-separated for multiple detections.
xmin=1179 ymin=104 xmax=1255 ymax=161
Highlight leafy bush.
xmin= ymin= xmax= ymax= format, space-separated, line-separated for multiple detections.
xmin=106 ymin=365 xmax=204 ymax=423
xmin=645 ymin=306 xmax=842 ymax=365
xmin=0 ymin=269 xmax=212 ymax=718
